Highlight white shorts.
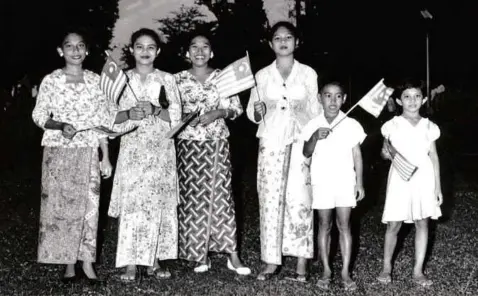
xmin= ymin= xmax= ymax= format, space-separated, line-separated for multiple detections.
xmin=311 ymin=185 xmax=356 ymax=210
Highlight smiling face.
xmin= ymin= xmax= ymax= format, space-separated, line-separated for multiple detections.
xmin=57 ymin=33 xmax=87 ymax=66
xmin=187 ymin=35 xmax=212 ymax=67
xmin=130 ymin=34 xmax=160 ymax=66
xmin=320 ymin=84 xmax=346 ymax=120
xmin=397 ymin=87 xmax=426 ymax=113
xmin=269 ymin=26 xmax=297 ymax=57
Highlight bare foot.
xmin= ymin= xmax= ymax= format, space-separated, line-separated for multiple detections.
xmin=64 ymin=264 xmax=75 ymax=278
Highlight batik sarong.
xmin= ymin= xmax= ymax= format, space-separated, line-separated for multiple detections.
xmin=37 ymin=147 xmax=100 ymax=264
xmin=177 ymin=139 xmax=237 ymax=264
xmin=257 ymin=140 xmax=313 ymax=265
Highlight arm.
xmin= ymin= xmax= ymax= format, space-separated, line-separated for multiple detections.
xmin=302 ymin=127 xmax=331 ymax=158
xmin=303 ymin=133 xmax=318 ymax=158
xmin=99 ymin=138 xmax=112 ymax=179
xmin=246 ymin=73 xmax=264 ymax=123
xmin=353 ymin=143 xmax=365 ymax=201
xmin=429 ymin=141 xmax=443 ymax=205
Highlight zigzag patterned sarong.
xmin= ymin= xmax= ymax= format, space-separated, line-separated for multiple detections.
xmin=177 ymin=139 xmax=237 ymax=263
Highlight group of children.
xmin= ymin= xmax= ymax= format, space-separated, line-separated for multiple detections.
xmin=299 ymin=79 xmax=442 ymax=290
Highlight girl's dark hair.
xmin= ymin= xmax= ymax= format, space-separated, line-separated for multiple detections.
xmin=130 ymin=28 xmax=162 ymax=48
xmin=269 ymin=21 xmax=299 ymax=41
xmin=58 ymin=27 xmax=89 ymax=48
xmin=395 ymin=78 xmax=425 ymax=98
xmin=186 ymin=29 xmax=214 ymax=50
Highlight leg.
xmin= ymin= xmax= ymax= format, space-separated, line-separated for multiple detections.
xmin=378 ymin=221 xmax=402 ymax=283
xmin=413 ymin=218 xmax=432 ymax=286
xmin=64 ymin=263 xmax=76 ymax=278
xmin=296 ymin=257 xmax=307 ymax=276
xmin=81 ymin=261 xmax=98 ymax=279
xmin=336 ymin=207 xmax=355 ymax=288
xmin=317 ymin=209 xmax=333 ymax=288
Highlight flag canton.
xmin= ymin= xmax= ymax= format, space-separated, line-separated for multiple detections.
xmin=231 ymin=57 xmax=252 ymax=79
xmin=103 ymin=58 xmax=121 ymax=80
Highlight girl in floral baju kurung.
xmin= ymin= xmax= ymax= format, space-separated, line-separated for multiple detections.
xmin=32 ymin=30 xmax=117 ymax=282
xmin=108 ymin=28 xmax=182 ymax=282
xmin=174 ymin=31 xmax=250 ymax=275
xmin=246 ymin=21 xmax=321 ymax=281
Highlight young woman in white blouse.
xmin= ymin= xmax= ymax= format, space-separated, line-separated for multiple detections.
xmin=246 ymin=21 xmax=322 ymax=282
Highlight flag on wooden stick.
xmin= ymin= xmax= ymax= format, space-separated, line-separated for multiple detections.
xmin=210 ymin=54 xmax=255 ymax=98
xmin=358 ymin=78 xmax=394 ymax=118
xmin=99 ymin=55 xmax=127 ymax=104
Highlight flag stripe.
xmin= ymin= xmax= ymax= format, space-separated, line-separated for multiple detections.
xmin=99 ymin=56 xmax=127 ymax=104
xmin=210 ymin=55 xmax=255 ymax=98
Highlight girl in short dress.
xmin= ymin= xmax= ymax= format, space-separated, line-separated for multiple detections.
xmin=377 ymin=78 xmax=443 ymax=287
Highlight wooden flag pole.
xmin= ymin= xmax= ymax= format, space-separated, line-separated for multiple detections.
xmin=104 ymin=50 xmax=138 ymax=102
xmin=246 ymin=51 xmax=266 ymax=127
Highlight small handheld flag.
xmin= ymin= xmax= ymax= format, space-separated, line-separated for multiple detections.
xmin=358 ymin=78 xmax=394 ymax=118
xmin=210 ymin=54 xmax=255 ymax=98
xmin=386 ymin=139 xmax=418 ymax=181
xmin=99 ymin=54 xmax=127 ymax=104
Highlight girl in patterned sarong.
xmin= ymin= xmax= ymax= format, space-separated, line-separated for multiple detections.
xmin=246 ymin=21 xmax=322 ymax=281
xmin=32 ymin=28 xmax=117 ymax=283
xmin=108 ymin=28 xmax=182 ymax=282
xmin=174 ymin=30 xmax=250 ymax=275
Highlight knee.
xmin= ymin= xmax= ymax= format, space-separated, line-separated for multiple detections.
xmin=414 ymin=219 xmax=428 ymax=230
xmin=386 ymin=222 xmax=402 ymax=234
xmin=336 ymin=219 xmax=351 ymax=233
xmin=318 ymin=220 xmax=333 ymax=233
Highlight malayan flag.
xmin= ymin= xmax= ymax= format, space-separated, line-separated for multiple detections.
xmin=358 ymin=78 xmax=394 ymax=118
xmin=99 ymin=55 xmax=127 ymax=104
xmin=387 ymin=139 xmax=418 ymax=181
xmin=210 ymin=54 xmax=255 ymax=98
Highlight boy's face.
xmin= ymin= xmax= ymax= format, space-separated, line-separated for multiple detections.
xmin=320 ymin=84 xmax=346 ymax=119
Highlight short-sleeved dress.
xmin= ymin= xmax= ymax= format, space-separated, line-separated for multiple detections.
xmin=381 ymin=116 xmax=442 ymax=223
xmin=301 ymin=111 xmax=366 ymax=209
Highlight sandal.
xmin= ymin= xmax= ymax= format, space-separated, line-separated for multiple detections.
xmin=413 ymin=275 xmax=433 ymax=287
xmin=285 ymin=272 xmax=308 ymax=283
xmin=377 ymin=272 xmax=392 ymax=284
xmin=193 ymin=259 xmax=211 ymax=273
xmin=257 ymin=268 xmax=280 ymax=281
xmin=343 ymin=279 xmax=358 ymax=291
xmin=120 ymin=268 xmax=136 ymax=282
xmin=316 ymin=277 xmax=331 ymax=290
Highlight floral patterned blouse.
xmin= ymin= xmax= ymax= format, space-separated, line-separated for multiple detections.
xmin=32 ymin=69 xmax=118 ymax=148
xmin=246 ymin=60 xmax=322 ymax=147
xmin=174 ymin=70 xmax=243 ymax=140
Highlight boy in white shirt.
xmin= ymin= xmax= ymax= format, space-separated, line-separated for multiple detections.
xmin=302 ymin=81 xmax=366 ymax=291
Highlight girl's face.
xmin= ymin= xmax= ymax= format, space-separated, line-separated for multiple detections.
xmin=269 ymin=26 xmax=297 ymax=57
xmin=188 ymin=36 xmax=212 ymax=67
xmin=130 ymin=35 xmax=160 ymax=66
xmin=397 ymin=88 xmax=426 ymax=113
xmin=320 ymin=84 xmax=346 ymax=119
xmin=57 ymin=33 xmax=87 ymax=66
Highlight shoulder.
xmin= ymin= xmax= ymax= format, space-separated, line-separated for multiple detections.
xmin=154 ymin=69 xmax=175 ymax=82
xmin=423 ymin=117 xmax=440 ymax=134
xmin=40 ymin=69 xmax=62 ymax=86
xmin=84 ymin=69 xmax=101 ymax=84
xmin=255 ymin=63 xmax=273 ymax=79
xmin=174 ymin=70 xmax=188 ymax=80
xmin=345 ymin=116 xmax=363 ymax=129
xmin=296 ymin=61 xmax=317 ymax=77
